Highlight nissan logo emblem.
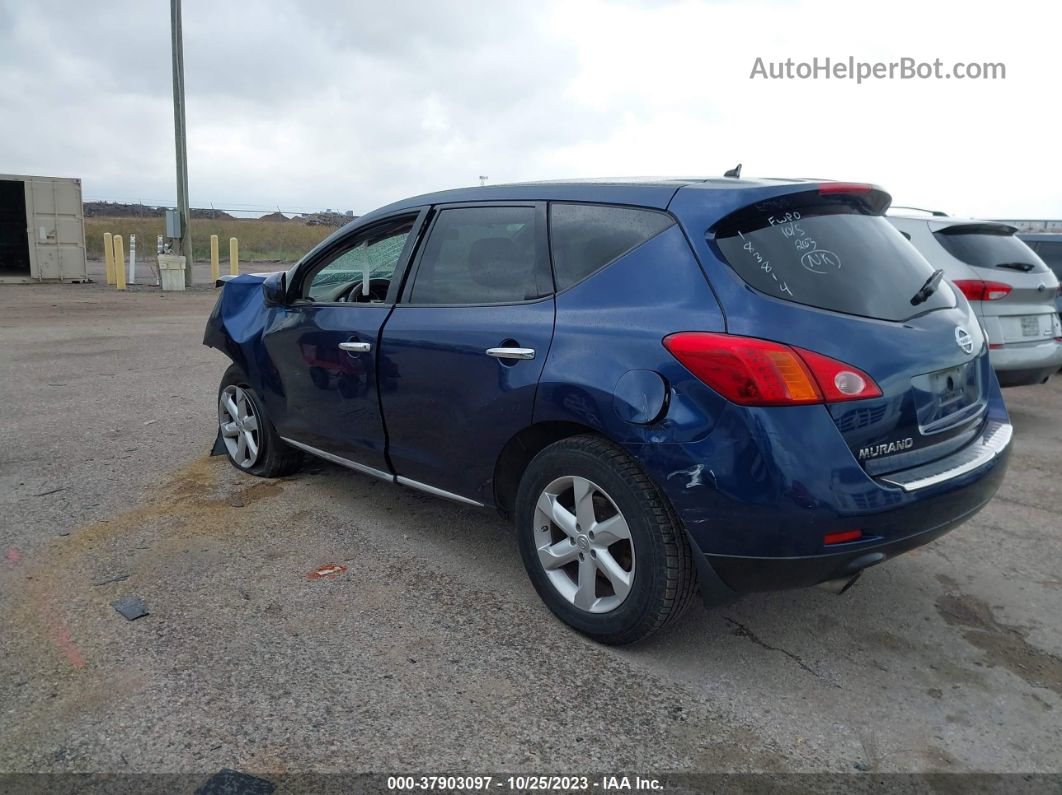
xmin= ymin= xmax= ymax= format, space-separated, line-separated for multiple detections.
xmin=955 ymin=326 xmax=974 ymax=354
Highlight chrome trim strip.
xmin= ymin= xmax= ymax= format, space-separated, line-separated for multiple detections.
xmin=282 ymin=437 xmax=484 ymax=506
xmin=485 ymin=347 xmax=535 ymax=360
xmin=880 ymin=421 xmax=1012 ymax=492
xmin=280 ymin=437 xmax=393 ymax=481
xmin=396 ymin=476 xmax=484 ymax=507
xmin=338 ymin=341 xmax=372 ymax=352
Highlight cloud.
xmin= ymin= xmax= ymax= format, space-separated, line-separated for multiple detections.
xmin=0 ymin=0 xmax=1059 ymax=218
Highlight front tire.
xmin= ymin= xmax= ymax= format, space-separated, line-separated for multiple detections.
xmin=217 ymin=364 xmax=302 ymax=477
xmin=515 ymin=435 xmax=696 ymax=645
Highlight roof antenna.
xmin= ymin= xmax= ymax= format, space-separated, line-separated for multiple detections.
xmin=723 ymin=163 xmax=742 ymax=178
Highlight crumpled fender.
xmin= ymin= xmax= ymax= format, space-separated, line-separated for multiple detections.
xmin=202 ymin=273 xmax=275 ymax=389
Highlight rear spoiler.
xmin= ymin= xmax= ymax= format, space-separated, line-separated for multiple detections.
xmin=936 ymin=222 xmax=1018 ymax=237
xmin=215 ymin=274 xmax=238 ymax=288
xmin=708 ymin=184 xmax=892 ymax=234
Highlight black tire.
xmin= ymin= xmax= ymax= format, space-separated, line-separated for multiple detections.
xmin=217 ymin=364 xmax=302 ymax=478
xmin=515 ymin=434 xmax=697 ymax=645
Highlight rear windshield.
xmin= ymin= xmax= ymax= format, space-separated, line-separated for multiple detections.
xmin=935 ymin=225 xmax=1049 ymax=274
xmin=712 ymin=191 xmax=955 ymax=322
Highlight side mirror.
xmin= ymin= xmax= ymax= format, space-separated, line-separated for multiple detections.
xmin=262 ymin=271 xmax=288 ymax=306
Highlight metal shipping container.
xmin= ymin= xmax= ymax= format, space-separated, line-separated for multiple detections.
xmin=0 ymin=173 xmax=87 ymax=282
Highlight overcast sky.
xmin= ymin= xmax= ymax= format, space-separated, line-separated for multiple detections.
xmin=1 ymin=0 xmax=1059 ymax=218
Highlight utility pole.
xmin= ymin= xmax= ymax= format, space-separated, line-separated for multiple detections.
xmin=170 ymin=0 xmax=192 ymax=286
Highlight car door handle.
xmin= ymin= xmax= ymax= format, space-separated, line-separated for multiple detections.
xmin=338 ymin=341 xmax=372 ymax=353
xmin=485 ymin=347 xmax=535 ymax=360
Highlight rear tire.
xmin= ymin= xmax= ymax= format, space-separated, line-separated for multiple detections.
xmin=515 ymin=435 xmax=696 ymax=645
xmin=217 ymin=364 xmax=302 ymax=478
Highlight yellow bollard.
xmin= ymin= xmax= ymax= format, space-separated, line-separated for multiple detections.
xmin=113 ymin=235 xmax=126 ymax=290
xmin=210 ymin=234 xmax=220 ymax=283
xmin=103 ymin=232 xmax=114 ymax=284
xmin=229 ymin=237 xmax=239 ymax=276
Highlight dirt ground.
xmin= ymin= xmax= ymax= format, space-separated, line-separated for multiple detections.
xmin=0 ymin=276 xmax=1059 ymax=780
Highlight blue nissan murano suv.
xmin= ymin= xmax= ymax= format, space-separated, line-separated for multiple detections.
xmin=204 ymin=177 xmax=1012 ymax=644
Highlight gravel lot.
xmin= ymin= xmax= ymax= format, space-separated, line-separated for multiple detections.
xmin=1 ymin=268 xmax=1059 ymax=779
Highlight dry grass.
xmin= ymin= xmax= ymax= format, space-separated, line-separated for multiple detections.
xmin=84 ymin=217 xmax=336 ymax=262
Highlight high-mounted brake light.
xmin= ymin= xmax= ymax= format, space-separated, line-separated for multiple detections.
xmin=663 ymin=333 xmax=882 ymax=406
xmin=952 ymin=279 xmax=1012 ymax=302
xmin=818 ymin=182 xmax=873 ymax=195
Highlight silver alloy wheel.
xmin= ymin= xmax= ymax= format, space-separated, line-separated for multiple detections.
xmin=218 ymin=385 xmax=261 ymax=469
xmin=533 ymin=475 xmax=635 ymax=614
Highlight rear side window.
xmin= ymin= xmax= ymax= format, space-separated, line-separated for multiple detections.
xmin=409 ymin=206 xmax=549 ymax=305
xmin=712 ymin=190 xmax=954 ymax=322
xmin=550 ymin=203 xmax=675 ymax=290
xmin=936 ymin=225 xmax=1050 ymax=274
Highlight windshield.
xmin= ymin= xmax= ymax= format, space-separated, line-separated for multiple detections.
xmin=935 ymin=225 xmax=1050 ymax=274
xmin=712 ymin=191 xmax=955 ymax=322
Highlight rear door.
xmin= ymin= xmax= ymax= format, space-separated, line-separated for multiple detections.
xmin=699 ymin=186 xmax=990 ymax=475
xmin=261 ymin=211 xmax=424 ymax=475
xmin=379 ymin=202 xmax=555 ymax=504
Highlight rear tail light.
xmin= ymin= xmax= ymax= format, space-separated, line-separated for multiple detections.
xmin=952 ymin=279 xmax=1012 ymax=301
xmin=663 ymin=332 xmax=882 ymax=406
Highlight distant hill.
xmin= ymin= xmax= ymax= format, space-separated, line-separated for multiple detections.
xmin=294 ymin=211 xmax=357 ymax=226
xmin=84 ymin=202 xmax=356 ymax=226
xmin=84 ymin=201 xmax=235 ymax=220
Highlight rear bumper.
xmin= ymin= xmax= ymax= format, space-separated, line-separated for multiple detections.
xmin=635 ymin=398 xmax=1011 ymax=598
xmin=702 ymin=470 xmax=1001 ymax=593
xmin=989 ymin=338 xmax=1062 ymax=385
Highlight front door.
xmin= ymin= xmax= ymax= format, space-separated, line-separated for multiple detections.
xmin=262 ymin=212 xmax=423 ymax=474
xmin=379 ymin=203 xmax=555 ymax=503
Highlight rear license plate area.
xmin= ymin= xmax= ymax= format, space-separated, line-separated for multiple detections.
xmin=929 ymin=365 xmax=967 ymax=408
xmin=1021 ymin=315 xmax=1041 ymax=337
xmin=910 ymin=359 xmax=984 ymax=434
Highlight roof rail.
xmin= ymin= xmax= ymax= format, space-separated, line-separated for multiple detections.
xmin=891 ymin=205 xmax=948 ymax=217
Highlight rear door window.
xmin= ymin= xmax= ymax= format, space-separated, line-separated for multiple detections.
xmin=408 ymin=206 xmax=550 ymax=304
xmin=712 ymin=190 xmax=954 ymax=322
xmin=935 ymin=225 xmax=1050 ymax=274
xmin=549 ymin=203 xmax=675 ymax=290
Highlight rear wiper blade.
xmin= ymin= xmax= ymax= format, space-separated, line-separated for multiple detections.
xmin=994 ymin=262 xmax=1034 ymax=272
xmin=910 ymin=269 xmax=945 ymax=305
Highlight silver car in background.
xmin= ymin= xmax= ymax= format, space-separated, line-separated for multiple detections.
xmin=889 ymin=212 xmax=1062 ymax=387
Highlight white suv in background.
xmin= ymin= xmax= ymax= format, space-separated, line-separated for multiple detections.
xmin=889 ymin=211 xmax=1062 ymax=386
